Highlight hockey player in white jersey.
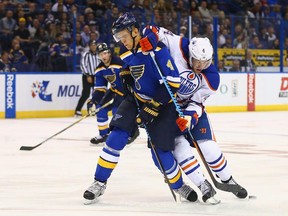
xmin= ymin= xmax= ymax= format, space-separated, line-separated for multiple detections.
xmin=140 ymin=26 xmax=248 ymax=201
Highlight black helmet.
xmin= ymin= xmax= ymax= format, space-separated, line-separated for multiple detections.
xmin=96 ymin=43 xmax=109 ymax=54
xmin=111 ymin=12 xmax=139 ymax=36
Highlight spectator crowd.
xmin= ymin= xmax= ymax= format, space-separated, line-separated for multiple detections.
xmin=0 ymin=0 xmax=287 ymax=72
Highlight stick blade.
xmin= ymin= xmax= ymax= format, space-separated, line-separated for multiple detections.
xmin=214 ymin=180 xmax=243 ymax=193
xmin=20 ymin=146 xmax=36 ymax=151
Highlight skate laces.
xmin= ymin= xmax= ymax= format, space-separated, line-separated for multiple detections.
xmin=228 ymin=178 xmax=238 ymax=185
xmin=175 ymin=183 xmax=194 ymax=199
xmin=198 ymin=180 xmax=216 ymax=197
xmin=226 ymin=177 xmax=238 ymax=185
xmin=87 ymin=181 xmax=107 ymax=196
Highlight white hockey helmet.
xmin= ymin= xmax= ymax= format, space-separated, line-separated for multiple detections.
xmin=189 ymin=37 xmax=213 ymax=71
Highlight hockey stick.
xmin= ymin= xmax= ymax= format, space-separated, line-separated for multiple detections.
xmin=19 ymin=100 xmax=113 ymax=151
xmin=132 ymin=94 xmax=177 ymax=202
xmin=149 ymin=52 xmax=242 ymax=193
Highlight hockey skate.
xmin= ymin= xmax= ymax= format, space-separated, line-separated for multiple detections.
xmin=175 ymin=183 xmax=198 ymax=202
xmin=90 ymin=134 xmax=108 ymax=145
xmin=127 ymin=128 xmax=140 ymax=144
xmin=74 ymin=111 xmax=82 ymax=117
xmin=83 ymin=180 xmax=107 ymax=204
xmin=223 ymin=176 xmax=248 ymax=199
xmin=198 ymin=180 xmax=220 ymax=204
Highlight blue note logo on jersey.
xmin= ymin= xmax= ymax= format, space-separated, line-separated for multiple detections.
xmin=130 ymin=64 xmax=145 ymax=90
xmin=104 ymin=69 xmax=117 ymax=87
xmin=31 ymin=80 xmax=52 ymax=102
xmin=178 ymin=71 xmax=201 ymax=96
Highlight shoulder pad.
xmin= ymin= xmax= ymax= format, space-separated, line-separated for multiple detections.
xmin=202 ymin=64 xmax=220 ymax=90
xmin=181 ymin=37 xmax=189 ymax=62
xmin=111 ymin=55 xmax=124 ymax=65
xmin=119 ymin=45 xmax=129 ymax=55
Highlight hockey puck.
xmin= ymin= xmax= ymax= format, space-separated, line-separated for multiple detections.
xmin=248 ymin=195 xmax=257 ymax=199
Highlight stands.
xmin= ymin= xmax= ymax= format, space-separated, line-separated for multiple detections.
xmin=0 ymin=0 xmax=287 ymax=73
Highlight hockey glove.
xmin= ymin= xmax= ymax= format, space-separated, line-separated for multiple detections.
xmin=87 ymin=99 xmax=97 ymax=115
xmin=120 ymin=70 xmax=134 ymax=97
xmin=176 ymin=111 xmax=198 ymax=132
xmin=136 ymin=100 xmax=161 ymax=126
xmin=139 ymin=25 xmax=159 ymax=52
xmin=99 ymin=89 xmax=115 ymax=106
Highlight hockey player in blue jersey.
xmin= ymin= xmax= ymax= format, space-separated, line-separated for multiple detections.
xmin=83 ymin=12 xmax=198 ymax=203
xmin=87 ymin=43 xmax=140 ymax=145
xmin=140 ymin=26 xmax=248 ymax=201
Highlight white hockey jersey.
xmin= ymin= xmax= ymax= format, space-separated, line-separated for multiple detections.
xmin=156 ymin=27 xmax=220 ymax=117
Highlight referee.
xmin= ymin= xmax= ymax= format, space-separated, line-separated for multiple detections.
xmin=75 ymin=40 xmax=100 ymax=116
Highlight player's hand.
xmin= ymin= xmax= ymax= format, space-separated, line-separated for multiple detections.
xmin=87 ymin=99 xmax=96 ymax=115
xmin=176 ymin=111 xmax=198 ymax=132
xmin=139 ymin=25 xmax=159 ymax=52
xmin=99 ymin=89 xmax=115 ymax=106
xmin=136 ymin=101 xmax=161 ymax=126
xmin=120 ymin=70 xmax=134 ymax=97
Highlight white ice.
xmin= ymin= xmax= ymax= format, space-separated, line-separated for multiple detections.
xmin=0 ymin=111 xmax=288 ymax=216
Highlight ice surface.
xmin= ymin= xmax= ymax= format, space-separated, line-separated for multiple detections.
xmin=0 ymin=111 xmax=288 ymax=216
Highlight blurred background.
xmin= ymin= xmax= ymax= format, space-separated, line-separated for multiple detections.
xmin=0 ymin=0 xmax=287 ymax=73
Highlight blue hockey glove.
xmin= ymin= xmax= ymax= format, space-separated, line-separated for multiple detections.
xmin=136 ymin=100 xmax=161 ymax=126
xmin=139 ymin=25 xmax=159 ymax=52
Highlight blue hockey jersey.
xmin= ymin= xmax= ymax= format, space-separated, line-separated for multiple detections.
xmin=94 ymin=55 xmax=124 ymax=96
xmin=119 ymin=42 xmax=180 ymax=105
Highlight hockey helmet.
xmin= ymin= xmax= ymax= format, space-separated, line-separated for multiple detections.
xmin=189 ymin=37 xmax=213 ymax=70
xmin=112 ymin=12 xmax=139 ymax=42
xmin=96 ymin=43 xmax=109 ymax=54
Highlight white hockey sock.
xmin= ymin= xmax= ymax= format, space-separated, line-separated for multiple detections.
xmin=198 ymin=140 xmax=231 ymax=181
xmin=174 ymin=135 xmax=205 ymax=186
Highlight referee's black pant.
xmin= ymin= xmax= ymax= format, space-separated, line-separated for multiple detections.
xmin=75 ymin=74 xmax=94 ymax=113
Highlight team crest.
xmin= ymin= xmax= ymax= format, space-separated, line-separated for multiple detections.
xmin=104 ymin=68 xmax=117 ymax=87
xmin=178 ymin=70 xmax=201 ymax=97
xmin=129 ymin=65 xmax=145 ymax=90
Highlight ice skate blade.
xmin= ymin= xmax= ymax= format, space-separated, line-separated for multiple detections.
xmin=89 ymin=142 xmax=105 ymax=147
xmin=248 ymin=195 xmax=257 ymax=200
xmin=83 ymin=198 xmax=99 ymax=205
xmin=204 ymin=197 xmax=221 ymax=205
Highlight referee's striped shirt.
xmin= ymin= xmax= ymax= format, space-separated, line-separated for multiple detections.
xmin=80 ymin=50 xmax=100 ymax=76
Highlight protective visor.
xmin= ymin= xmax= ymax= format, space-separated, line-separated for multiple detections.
xmin=113 ymin=30 xmax=131 ymax=43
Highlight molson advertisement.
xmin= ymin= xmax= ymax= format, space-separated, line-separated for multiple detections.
xmin=1 ymin=73 xmax=82 ymax=118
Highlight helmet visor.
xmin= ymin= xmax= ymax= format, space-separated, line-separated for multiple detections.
xmin=113 ymin=30 xmax=131 ymax=43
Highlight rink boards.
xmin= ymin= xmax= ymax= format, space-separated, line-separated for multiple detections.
xmin=0 ymin=72 xmax=287 ymax=118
